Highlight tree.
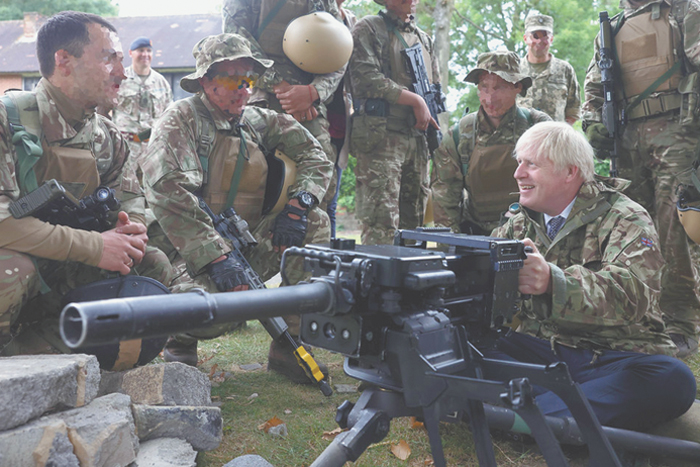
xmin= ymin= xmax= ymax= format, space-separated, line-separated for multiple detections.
xmin=0 ymin=0 xmax=118 ymax=21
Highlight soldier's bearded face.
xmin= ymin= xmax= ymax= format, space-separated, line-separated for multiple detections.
xmin=70 ymin=23 xmax=126 ymax=110
xmin=514 ymin=148 xmax=576 ymax=216
xmin=201 ymin=59 xmax=255 ymax=119
xmin=385 ymin=0 xmax=418 ymax=19
xmin=477 ymin=73 xmax=521 ymax=120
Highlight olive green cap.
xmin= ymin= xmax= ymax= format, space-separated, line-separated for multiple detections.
xmin=180 ymin=33 xmax=273 ymax=94
xmin=524 ymin=14 xmax=554 ymax=34
xmin=463 ymin=50 xmax=532 ymax=97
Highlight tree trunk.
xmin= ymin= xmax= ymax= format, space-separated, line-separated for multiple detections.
xmin=433 ymin=0 xmax=453 ymax=130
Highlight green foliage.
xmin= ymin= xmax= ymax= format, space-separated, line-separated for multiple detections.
xmin=337 ymin=154 xmax=356 ymax=213
xmin=0 ymin=0 xmax=118 ymax=21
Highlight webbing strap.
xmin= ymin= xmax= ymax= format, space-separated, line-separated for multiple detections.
xmin=255 ymin=0 xmax=288 ymax=40
xmin=224 ymin=131 xmax=249 ymax=211
xmin=625 ymin=61 xmax=682 ymax=115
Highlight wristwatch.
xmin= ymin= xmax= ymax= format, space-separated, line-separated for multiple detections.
xmin=295 ymin=191 xmax=317 ymax=209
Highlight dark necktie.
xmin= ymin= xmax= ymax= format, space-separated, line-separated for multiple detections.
xmin=547 ymin=216 xmax=565 ymax=240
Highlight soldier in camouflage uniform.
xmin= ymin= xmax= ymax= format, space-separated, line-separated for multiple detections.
xmin=583 ymin=0 xmax=700 ymax=357
xmin=113 ymin=36 xmax=173 ymax=159
xmin=488 ymin=121 xmax=695 ymax=430
xmin=141 ymin=34 xmax=333 ymax=380
xmin=517 ymin=14 xmax=580 ymax=124
xmin=0 ymin=12 xmax=172 ymax=360
xmin=350 ymin=0 xmax=440 ymax=245
xmin=431 ymin=51 xmax=550 ymax=235
xmin=222 ymin=0 xmax=343 ymax=209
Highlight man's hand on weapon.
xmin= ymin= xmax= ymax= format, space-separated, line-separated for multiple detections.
xmin=398 ymin=90 xmax=438 ymax=132
xmin=519 ymin=238 xmax=552 ymax=295
xmin=274 ymin=81 xmax=319 ymax=123
xmin=99 ymin=211 xmax=147 ymax=275
xmin=271 ymin=199 xmax=308 ymax=253
xmin=207 ymin=254 xmax=251 ymax=292
xmin=585 ymin=123 xmax=615 ymax=154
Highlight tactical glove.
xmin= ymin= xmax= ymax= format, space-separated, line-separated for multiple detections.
xmin=585 ymin=123 xmax=615 ymax=154
xmin=206 ymin=254 xmax=250 ymax=292
xmin=272 ymin=204 xmax=308 ymax=248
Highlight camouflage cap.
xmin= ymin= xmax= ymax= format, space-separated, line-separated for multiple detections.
xmin=524 ymin=14 xmax=554 ymax=34
xmin=180 ymin=33 xmax=273 ymax=94
xmin=463 ymin=50 xmax=532 ymax=97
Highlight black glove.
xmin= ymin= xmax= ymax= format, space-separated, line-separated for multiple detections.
xmin=206 ymin=254 xmax=250 ymax=292
xmin=272 ymin=203 xmax=308 ymax=248
xmin=585 ymin=123 xmax=615 ymax=154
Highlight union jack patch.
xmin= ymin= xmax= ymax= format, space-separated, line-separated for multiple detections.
xmin=641 ymin=237 xmax=654 ymax=247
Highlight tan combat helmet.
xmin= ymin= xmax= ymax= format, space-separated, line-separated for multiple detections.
xmin=283 ymin=11 xmax=353 ymax=74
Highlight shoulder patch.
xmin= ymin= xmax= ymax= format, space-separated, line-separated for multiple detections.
xmin=641 ymin=237 xmax=654 ymax=247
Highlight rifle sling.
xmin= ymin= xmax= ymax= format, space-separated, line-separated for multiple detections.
xmin=625 ymin=61 xmax=682 ymax=116
xmin=225 ymin=131 xmax=249 ymax=211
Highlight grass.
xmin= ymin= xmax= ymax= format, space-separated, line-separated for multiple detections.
xmin=190 ymin=320 xmax=700 ymax=467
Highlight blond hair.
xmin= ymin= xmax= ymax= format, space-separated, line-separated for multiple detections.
xmin=514 ymin=121 xmax=595 ymax=182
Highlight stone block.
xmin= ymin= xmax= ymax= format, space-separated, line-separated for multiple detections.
xmin=0 ymin=354 xmax=100 ymax=431
xmin=46 ymin=393 xmax=138 ymax=467
xmin=132 ymin=404 xmax=222 ymax=451
xmin=222 ymin=455 xmax=275 ymax=467
xmin=0 ymin=419 xmax=80 ymax=467
xmin=108 ymin=362 xmax=211 ymax=406
xmin=129 ymin=438 xmax=197 ymax=467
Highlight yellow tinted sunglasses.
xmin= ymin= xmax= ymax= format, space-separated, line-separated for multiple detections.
xmin=212 ymin=74 xmax=257 ymax=90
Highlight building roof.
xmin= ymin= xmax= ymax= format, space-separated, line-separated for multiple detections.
xmin=0 ymin=13 xmax=222 ymax=74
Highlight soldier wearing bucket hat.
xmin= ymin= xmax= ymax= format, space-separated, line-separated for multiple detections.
xmin=349 ymin=0 xmax=442 ymax=246
xmin=517 ymin=14 xmax=580 ymax=124
xmin=141 ymin=34 xmax=333 ymax=381
xmin=223 ymin=0 xmax=345 ymax=213
xmin=431 ymin=50 xmax=550 ymax=235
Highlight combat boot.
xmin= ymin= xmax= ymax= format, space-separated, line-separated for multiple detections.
xmin=163 ymin=336 xmax=198 ymax=367
xmin=267 ymin=336 xmax=328 ymax=384
xmin=670 ymin=333 xmax=699 ymax=359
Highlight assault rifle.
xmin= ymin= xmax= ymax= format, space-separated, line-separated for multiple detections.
xmin=197 ymin=197 xmax=332 ymax=396
xmin=598 ymin=11 xmax=621 ymax=177
xmin=9 ymin=179 xmax=120 ymax=231
xmin=402 ymin=43 xmax=446 ymax=154
xmin=59 ymin=229 xmax=700 ymax=466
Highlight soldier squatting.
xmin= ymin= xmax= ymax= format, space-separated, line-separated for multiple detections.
xmin=1 ymin=0 xmax=700 ymax=460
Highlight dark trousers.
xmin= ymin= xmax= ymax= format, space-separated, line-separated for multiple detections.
xmin=483 ymin=332 xmax=696 ymax=430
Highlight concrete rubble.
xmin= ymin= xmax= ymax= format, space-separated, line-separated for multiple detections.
xmin=0 ymin=355 xmax=222 ymax=467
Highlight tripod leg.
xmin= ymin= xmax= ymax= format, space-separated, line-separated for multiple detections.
xmin=464 ymin=399 xmax=498 ymax=467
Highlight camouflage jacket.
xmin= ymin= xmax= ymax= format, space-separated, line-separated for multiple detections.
xmin=491 ymin=178 xmax=676 ymax=356
xmin=222 ymin=0 xmax=344 ymax=115
xmin=517 ymin=55 xmax=581 ymax=122
xmin=113 ymin=66 xmax=172 ymax=135
xmin=350 ymin=10 xmax=440 ymax=110
xmin=431 ymin=105 xmax=550 ymax=233
xmin=582 ymin=0 xmax=700 ymax=123
xmin=140 ymin=94 xmax=332 ymax=275
xmin=0 ymin=79 xmax=142 ymax=265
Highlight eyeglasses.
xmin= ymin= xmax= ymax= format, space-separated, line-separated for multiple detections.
xmin=211 ymin=74 xmax=258 ymax=90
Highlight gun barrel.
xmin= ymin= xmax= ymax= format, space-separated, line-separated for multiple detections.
xmin=60 ymin=281 xmax=335 ymax=349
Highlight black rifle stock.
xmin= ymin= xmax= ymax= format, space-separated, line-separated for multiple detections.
xmin=9 ymin=179 xmax=120 ymax=231
xmin=59 ymin=229 xmax=700 ymax=466
xmin=402 ymin=43 xmax=446 ymax=154
xmin=197 ymin=197 xmax=332 ymax=396
xmin=599 ymin=11 xmax=621 ymax=177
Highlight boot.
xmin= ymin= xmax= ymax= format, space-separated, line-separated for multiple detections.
xmin=670 ymin=333 xmax=699 ymax=359
xmin=267 ymin=336 xmax=328 ymax=384
xmin=163 ymin=336 xmax=198 ymax=367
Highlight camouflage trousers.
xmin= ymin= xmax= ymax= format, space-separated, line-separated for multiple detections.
xmin=618 ymin=114 xmax=700 ymax=338
xmin=354 ymin=129 xmax=429 ymax=245
xmin=0 ymin=246 xmax=174 ymax=353
xmin=301 ymin=115 xmax=338 ymax=211
xmin=152 ymin=206 xmax=331 ymax=340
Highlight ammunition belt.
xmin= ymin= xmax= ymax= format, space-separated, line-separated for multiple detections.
xmin=626 ymin=92 xmax=681 ymax=121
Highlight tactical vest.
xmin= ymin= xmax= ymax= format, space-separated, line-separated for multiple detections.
xmin=615 ymin=2 xmax=682 ymax=98
xmin=185 ymin=96 xmax=270 ymax=229
xmin=256 ymin=0 xmax=314 ymax=86
xmin=455 ymin=108 xmax=532 ymax=228
xmin=1 ymin=91 xmax=115 ymax=199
